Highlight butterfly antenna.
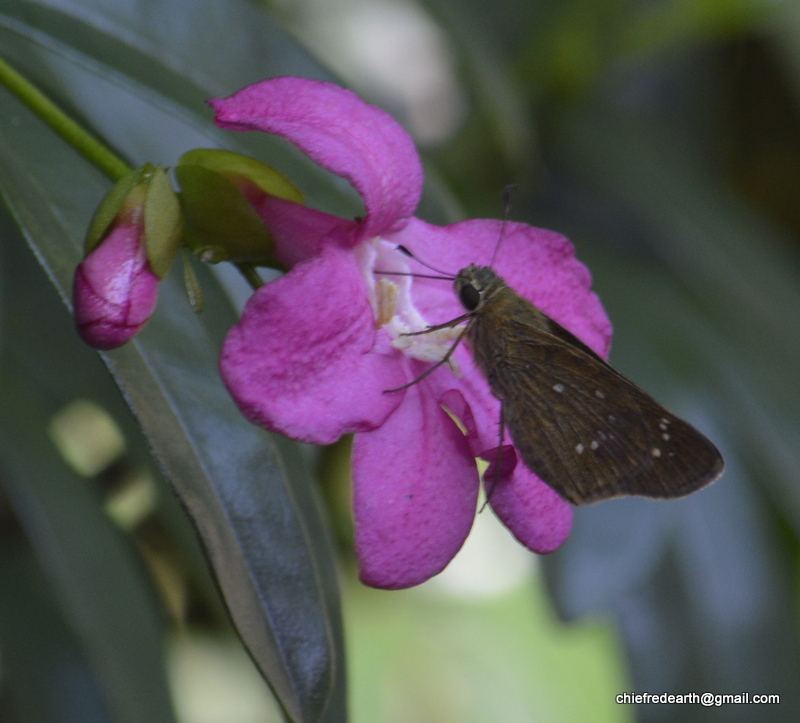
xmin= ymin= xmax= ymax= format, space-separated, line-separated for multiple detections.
xmin=490 ymin=185 xmax=515 ymax=268
xmin=395 ymin=245 xmax=454 ymax=277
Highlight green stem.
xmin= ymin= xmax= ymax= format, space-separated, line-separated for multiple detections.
xmin=234 ymin=263 xmax=264 ymax=291
xmin=0 ymin=58 xmax=270 ymax=294
xmin=0 ymin=57 xmax=131 ymax=181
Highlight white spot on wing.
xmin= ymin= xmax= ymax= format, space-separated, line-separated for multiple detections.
xmin=595 ymin=390 xmax=605 ymax=399
xmin=553 ymin=383 xmax=565 ymax=393
xmin=651 ymin=448 xmax=662 ymax=458
xmin=590 ymin=440 xmax=599 ymax=451
xmin=575 ymin=443 xmax=585 ymax=454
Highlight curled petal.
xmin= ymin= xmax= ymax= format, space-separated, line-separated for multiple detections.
xmin=73 ymin=223 xmax=158 ymax=349
xmin=437 ymin=353 xmax=573 ymax=555
xmin=220 ymin=244 xmax=406 ymax=445
xmin=488 ymin=465 xmax=573 ymax=554
xmin=436 ymin=351 xmax=505 ymax=459
xmin=353 ymin=378 xmax=480 ymax=589
xmin=481 ymin=444 xmax=518 ymax=483
xmin=439 ymin=388 xmax=484 ymax=457
xmin=441 ymin=353 xmax=573 ymax=554
xmin=211 ymin=77 xmax=423 ymax=241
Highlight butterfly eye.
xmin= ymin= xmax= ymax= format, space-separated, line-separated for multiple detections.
xmin=459 ymin=283 xmax=481 ymax=311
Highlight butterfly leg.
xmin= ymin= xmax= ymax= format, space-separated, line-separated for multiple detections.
xmin=384 ymin=323 xmax=472 ymax=393
xmin=401 ymin=312 xmax=472 ymax=336
xmin=479 ymin=403 xmax=505 ymax=512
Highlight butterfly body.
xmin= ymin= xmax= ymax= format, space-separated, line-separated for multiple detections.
xmin=454 ymin=264 xmax=725 ymax=505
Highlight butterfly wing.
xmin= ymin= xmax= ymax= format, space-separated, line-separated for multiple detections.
xmin=480 ymin=317 xmax=724 ymax=505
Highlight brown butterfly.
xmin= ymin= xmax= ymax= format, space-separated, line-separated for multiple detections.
xmin=454 ymin=264 xmax=723 ymax=504
xmin=387 ymin=260 xmax=724 ymax=505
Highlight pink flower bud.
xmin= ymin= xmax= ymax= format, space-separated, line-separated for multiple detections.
xmin=73 ymin=220 xmax=159 ymax=350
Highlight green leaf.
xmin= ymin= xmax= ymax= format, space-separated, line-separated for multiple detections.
xmin=0 ymin=1 xmax=349 ymax=720
xmin=0 ymin=355 xmax=177 ymax=723
xmin=0 ymin=545 xmax=112 ymax=723
xmin=544 ymin=454 xmax=800 ymax=721
xmin=144 ymin=166 xmax=182 ymax=278
xmin=538 ymin=94 xmax=800 ymax=720
xmin=554 ymin=110 xmax=800 ymax=526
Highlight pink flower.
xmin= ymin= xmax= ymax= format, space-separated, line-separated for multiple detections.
xmin=212 ymin=77 xmax=612 ymax=589
xmin=73 ymin=217 xmax=159 ymax=350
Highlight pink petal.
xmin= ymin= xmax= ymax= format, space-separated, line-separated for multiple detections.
xmin=387 ymin=214 xmax=613 ymax=470
xmin=211 ymin=77 xmax=423 ymax=241
xmin=387 ymin=217 xmax=612 ymax=358
xmin=353 ymin=378 xmax=480 ymax=589
xmin=441 ymin=392 xmax=573 ymax=553
xmin=436 ymin=350 xmax=505 ymax=456
xmin=246 ymin=193 xmax=356 ymax=268
xmin=73 ymin=223 xmax=158 ymax=350
xmin=386 ymin=216 xmax=592 ymax=553
xmin=220 ymin=243 xmax=406 ymax=445
xmin=439 ymin=388 xmax=485 ymax=457
xmin=488 ymin=465 xmax=573 ymax=553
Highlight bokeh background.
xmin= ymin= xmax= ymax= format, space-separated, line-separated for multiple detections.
xmin=1 ymin=0 xmax=799 ymax=721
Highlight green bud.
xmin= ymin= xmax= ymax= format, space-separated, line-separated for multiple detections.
xmin=85 ymin=164 xmax=153 ymax=253
xmin=176 ymin=164 xmax=276 ymax=265
xmin=179 ymin=149 xmax=303 ymax=203
xmin=84 ymin=164 xmax=182 ymax=280
xmin=144 ymin=167 xmax=182 ymax=278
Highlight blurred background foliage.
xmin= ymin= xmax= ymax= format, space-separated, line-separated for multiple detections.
xmin=0 ymin=0 xmax=798 ymax=721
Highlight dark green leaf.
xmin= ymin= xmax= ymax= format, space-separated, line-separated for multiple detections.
xmin=0 ymin=1 xmax=350 ymax=719
xmin=0 ymin=355 xmax=177 ymax=723
xmin=0 ymin=544 xmax=113 ymax=723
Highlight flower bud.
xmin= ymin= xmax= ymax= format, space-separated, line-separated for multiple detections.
xmin=74 ymin=166 xmax=181 ymax=349
xmin=74 ymin=214 xmax=158 ymax=349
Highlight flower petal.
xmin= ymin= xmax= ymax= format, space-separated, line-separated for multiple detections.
xmin=387 ymin=214 xmax=614 ymax=465
xmin=73 ymin=223 xmax=158 ymax=349
xmin=488 ymin=465 xmax=573 ymax=553
xmin=245 ymin=193 xmax=356 ymax=268
xmin=211 ymin=77 xmax=423 ymax=240
xmin=353 ymin=378 xmax=480 ymax=589
xmin=387 ymin=217 xmax=612 ymax=358
xmin=220 ymin=243 xmax=406 ymax=444
xmin=386 ymin=216 xmax=590 ymax=553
